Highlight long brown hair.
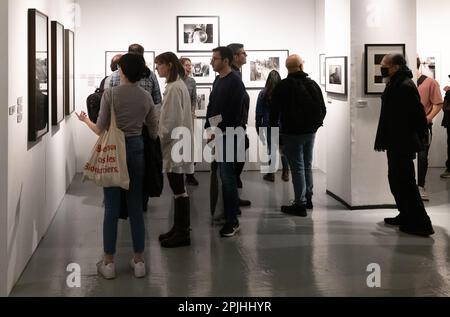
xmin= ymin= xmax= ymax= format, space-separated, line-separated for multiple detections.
xmin=155 ymin=52 xmax=185 ymax=83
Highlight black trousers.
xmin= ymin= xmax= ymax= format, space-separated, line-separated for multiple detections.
xmin=417 ymin=124 xmax=433 ymax=187
xmin=167 ymin=173 xmax=186 ymax=196
xmin=387 ymin=151 xmax=430 ymax=223
xmin=446 ymin=127 xmax=450 ymax=171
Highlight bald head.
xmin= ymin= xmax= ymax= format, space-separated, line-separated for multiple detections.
xmin=110 ymin=54 xmax=122 ymax=72
xmin=286 ymin=55 xmax=304 ymax=74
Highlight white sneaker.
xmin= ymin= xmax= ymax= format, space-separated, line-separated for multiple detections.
xmin=130 ymin=259 xmax=146 ymax=278
xmin=419 ymin=186 xmax=429 ymax=201
xmin=96 ymin=260 xmax=116 ymax=280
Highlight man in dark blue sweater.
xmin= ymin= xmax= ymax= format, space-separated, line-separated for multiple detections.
xmin=206 ymin=47 xmax=246 ymax=237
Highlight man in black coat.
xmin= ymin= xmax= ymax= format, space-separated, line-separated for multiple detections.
xmin=375 ymin=54 xmax=434 ymax=236
xmin=441 ymin=84 xmax=450 ymax=178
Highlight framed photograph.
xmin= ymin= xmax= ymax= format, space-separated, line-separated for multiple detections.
xmin=365 ymin=44 xmax=406 ymax=94
xmin=105 ymin=51 xmax=155 ymax=77
xmin=325 ymin=56 xmax=348 ymax=95
xmin=195 ymin=87 xmax=211 ymax=117
xmin=241 ymin=50 xmax=289 ymax=89
xmin=64 ymin=29 xmax=75 ymax=115
xmin=418 ymin=54 xmax=439 ymax=83
xmin=51 ymin=21 xmax=65 ymax=126
xmin=319 ymin=54 xmax=326 ymax=86
xmin=177 ymin=16 xmax=220 ymax=52
xmin=28 ymin=9 xmax=49 ymax=142
xmin=182 ymin=55 xmax=216 ymax=85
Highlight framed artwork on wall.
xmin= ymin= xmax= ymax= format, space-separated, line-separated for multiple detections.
xmin=195 ymin=87 xmax=211 ymax=118
xmin=241 ymin=50 xmax=289 ymax=89
xmin=319 ymin=54 xmax=326 ymax=86
xmin=28 ymin=9 xmax=49 ymax=142
xmin=51 ymin=21 xmax=65 ymax=126
xmin=177 ymin=16 xmax=220 ymax=52
xmin=105 ymin=51 xmax=155 ymax=77
xmin=365 ymin=44 xmax=406 ymax=94
xmin=64 ymin=29 xmax=75 ymax=115
xmin=181 ymin=55 xmax=216 ymax=85
xmin=325 ymin=56 xmax=348 ymax=95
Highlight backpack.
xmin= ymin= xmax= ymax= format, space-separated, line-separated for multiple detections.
xmin=86 ymin=76 xmax=108 ymax=123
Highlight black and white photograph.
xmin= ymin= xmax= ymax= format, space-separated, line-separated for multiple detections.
xmin=195 ymin=87 xmax=211 ymax=117
xmin=325 ymin=56 xmax=347 ymax=95
xmin=51 ymin=21 xmax=65 ymax=126
xmin=177 ymin=16 xmax=220 ymax=52
xmin=28 ymin=9 xmax=49 ymax=142
xmin=365 ymin=44 xmax=405 ymax=94
xmin=64 ymin=29 xmax=75 ymax=115
xmin=319 ymin=54 xmax=326 ymax=86
xmin=105 ymin=51 xmax=155 ymax=77
xmin=182 ymin=55 xmax=216 ymax=85
xmin=241 ymin=50 xmax=289 ymax=89
xmin=419 ymin=54 xmax=439 ymax=82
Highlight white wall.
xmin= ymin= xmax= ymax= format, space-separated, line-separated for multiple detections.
xmin=417 ymin=0 xmax=450 ymax=168
xmin=324 ymin=0 xmax=352 ymax=203
xmin=0 ymin=0 xmax=9 ymax=298
xmin=350 ymin=0 xmax=417 ymax=206
xmin=7 ymin=0 xmax=77 ymax=295
xmin=74 ymin=0 xmax=326 ymax=172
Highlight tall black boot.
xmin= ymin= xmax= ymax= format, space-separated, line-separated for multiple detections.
xmin=161 ymin=197 xmax=191 ymax=248
xmin=158 ymin=198 xmax=177 ymax=242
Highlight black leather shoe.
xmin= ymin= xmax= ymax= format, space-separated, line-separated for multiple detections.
xmin=399 ymin=223 xmax=435 ymax=237
xmin=281 ymin=203 xmax=307 ymax=217
xmin=384 ymin=216 xmax=403 ymax=226
xmin=239 ymin=199 xmax=251 ymax=207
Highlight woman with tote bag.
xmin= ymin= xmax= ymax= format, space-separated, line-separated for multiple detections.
xmin=77 ymin=53 xmax=158 ymax=279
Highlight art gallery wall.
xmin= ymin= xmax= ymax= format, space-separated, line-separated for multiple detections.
xmin=417 ymin=0 xmax=450 ymax=168
xmin=0 ymin=0 xmax=9 ymax=298
xmin=323 ymin=0 xmax=352 ymax=204
xmin=73 ymin=0 xmax=326 ymax=173
xmin=6 ymin=0 xmax=77 ymax=295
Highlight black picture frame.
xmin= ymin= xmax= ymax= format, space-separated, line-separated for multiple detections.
xmin=105 ymin=51 xmax=155 ymax=77
xmin=364 ymin=44 xmax=406 ymax=95
xmin=28 ymin=9 xmax=49 ymax=142
xmin=241 ymin=49 xmax=289 ymax=89
xmin=325 ymin=56 xmax=348 ymax=96
xmin=51 ymin=21 xmax=65 ymax=125
xmin=64 ymin=29 xmax=75 ymax=115
xmin=177 ymin=16 xmax=220 ymax=52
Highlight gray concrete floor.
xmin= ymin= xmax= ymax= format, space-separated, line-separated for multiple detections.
xmin=10 ymin=169 xmax=450 ymax=297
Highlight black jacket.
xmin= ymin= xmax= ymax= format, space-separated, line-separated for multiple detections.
xmin=270 ymin=71 xmax=326 ymax=134
xmin=374 ymin=69 xmax=428 ymax=153
xmin=442 ymin=90 xmax=450 ymax=128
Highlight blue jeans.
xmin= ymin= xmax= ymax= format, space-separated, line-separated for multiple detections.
xmin=103 ymin=136 xmax=145 ymax=255
xmin=282 ymin=133 xmax=316 ymax=205
xmin=218 ymin=135 xmax=240 ymax=224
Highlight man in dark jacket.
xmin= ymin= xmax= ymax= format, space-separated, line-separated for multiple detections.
xmin=441 ymin=84 xmax=450 ymax=178
xmin=270 ymin=55 xmax=326 ymax=216
xmin=375 ymin=54 xmax=434 ymax=236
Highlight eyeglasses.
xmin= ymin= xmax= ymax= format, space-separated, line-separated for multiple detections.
xmin=239 ymin=51 xmax=247 ymax=57
xmin=210 ymin=57 xmax=223 ymax=62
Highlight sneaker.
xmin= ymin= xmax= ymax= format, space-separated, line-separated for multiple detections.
xmin=281 ymin=170 xmax=289 ymax=182
xmin=220 ymin=222 xmax=240 ymax=237
xmin=281 ymin=203 xmax=307 ymax=217
xmin=239 ymin=199 xmax=251 ymax=207
xmin=384 ymin=215 xmax=404 ymax=226
xmin=419 ymin=186 xmax=429 ymax=201
xmin=440 ymin=170 xmax=450 ymax=179
xmin=130 ymin=259 xmax=146 ymax=278
xmin=263 ymin=173 xmax=275 ymax=182
xmin=96 ymin=260 xmax=116 ymax=280
xmin=186 ymin=174 xmax=199 ymax=186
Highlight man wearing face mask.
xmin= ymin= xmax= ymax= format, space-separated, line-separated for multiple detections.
xmin=374 ymin=54 xmax=434 ymax=237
